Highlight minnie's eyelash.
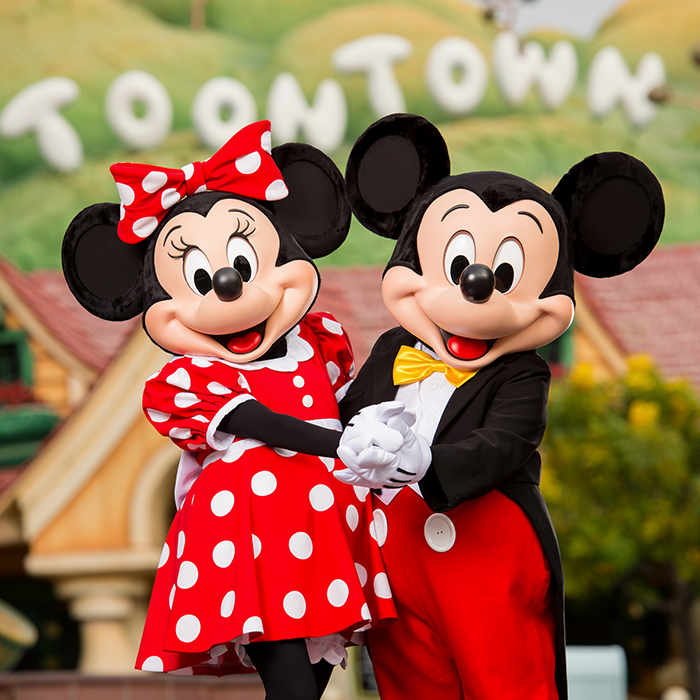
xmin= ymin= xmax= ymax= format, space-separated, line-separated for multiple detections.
xmin=231 ymin=217 xmax=255 ymax=238
xmin=168 ymin=236 xmax=195 ymax=260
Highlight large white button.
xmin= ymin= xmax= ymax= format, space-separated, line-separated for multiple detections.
xmin=424 ymin=514 xmax=456 ymax=552
xmin=425 ymin=379 xmax=439 ymax=392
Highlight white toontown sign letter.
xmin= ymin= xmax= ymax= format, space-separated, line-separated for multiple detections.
xmin=192 ymin=77 xmax=258 ymax=150
xmin=267 ymin=73 xmax=347 ymax=153
xmin=105 ymin=70 xmax=173 ymax=150
xmin=492 ymin=31 xmax=578 ymax=109
xmin=0 ymin=77 xmax=83 ymax=172
xmin=587 ymin=47 xmax=666 ymax=127
xmin=332 ymin=34 xmax=413 ymax=117
xmin=425 ymin=37 xmax=489 ymax=115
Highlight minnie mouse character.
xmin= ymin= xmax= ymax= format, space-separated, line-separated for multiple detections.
xmin=335 ymin=113 xmax=665 ymax=700
xmin=61 ymin=121 xmax=399 ymax=700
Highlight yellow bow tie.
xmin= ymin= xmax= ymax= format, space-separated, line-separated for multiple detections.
xmin=393 ymin=345 xmax=478 ymax=388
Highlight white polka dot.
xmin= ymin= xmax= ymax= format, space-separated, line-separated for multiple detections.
xmin=133 ymin=216 xmax=159 ymax=239
xmin=120 ymin=203 xmax=125 ymax=220
xmin=168 ymin=367 xmax=191 ymax=390
xmin=187 ymin=443 xmax=204 ymax=451
xmin=302 ymin=395 xmax=313 ymax=408
xmin=327 ymin=579 xmax=349 ymax=607
xmin=372 ymin=509 xmax=388 ymax=547
xmin=353 ymin=486 xmax=370 ymax=502
xmin=251 ymin=471 xmax=277 ymax=496
xmin=309 ymin=484 xmax=334 ymax=511
xmin=174 ymin=392 xmax=199 ymax=408
xmin=243 ymin=616 xmax=263 ymax=634
xmin=321 ymin=316 xmax=344 ymax=335
xmin=182 ymin=163 xmax=195 ymax=179
xmin=142 ymin=655 xmax=164 ymax=672
xmin=158 ymin=542 xmax=169 ymax=568
xmin=169 ymin=427 xmax=192 ymax=440
xmin=261 ymin=131 xmax=272 ymax=153
xmin=147 ymin=408 xmax=171 ymax=423
xmin=211 ymin=490 xmax=235 ymax=516
xmin=238 ymin=375 xmax=250 ymax=391
xmin=293 ymin=375 xmax=305 ymax=388
xmin=210 ymin=644 xmax=228 ymax=659
xmin=319 ymin=456 xmax=335 ymax=472
xmin=235 ymin=151 xmax=261 ymax=174
xmin=252 ymin=534 xmax=262 ymax=559
xmin=177 ymin=531 xmax=185 ymax=558
xmin=191 ymin=356 xmax=212 ymax=368
xmin=169 ymin=584 xmax=176 ymax=609
xmin=177 ymin=561 xmax=198 ymax=589
xmin=355 ymin=563 xmax=368 ymax=587
xmin=283 ymin=591 xmax=306 ymax=619
xmin=116 ymin=182 xmax=135 ymax=205
xmin=221 ymin=591 xmax=235 ymax=618
xmin=142 ymin=170 xmax=168 ymax=193
xmin=274 ymin=447 xmax=297 ymax=458
xmin=374 ymin=573 xmax=392 ymax=599
xmin=326 ymin=361 xmax=340 ymax=384
xmin=192 ymin=415 xmax=209 ymax=423
xmin=207 ymin=381 xmax=231 ymax=395
xmin=161 ymin=188 xmax=181 ymax=209
xmin=289 ymin=532 xmax=313 ymax=560
xmin=176 ymin=614 xmax=201 ymax=643
xmin=213 ymin=540 xmax=235 ymax=568
xmin=361 ymin=603 xmax=371 ymax=620
xmin=346 ymin=505 xmax=359 ymax=531
xmin=265 ymin=179 xmax=288 ymax=201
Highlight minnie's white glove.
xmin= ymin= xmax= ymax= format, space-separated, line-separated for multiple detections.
xmin=334 ymin=401 xmax=432 ymax=490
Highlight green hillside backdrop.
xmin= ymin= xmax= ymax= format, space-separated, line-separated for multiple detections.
xmin=0 ymin=0 xmax=698 ymax=270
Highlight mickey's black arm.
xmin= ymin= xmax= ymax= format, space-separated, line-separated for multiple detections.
xmin=219 ymin=400 xmax=341 ymax=457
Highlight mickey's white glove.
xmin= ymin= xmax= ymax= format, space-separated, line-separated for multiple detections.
xmin=334 ymin=402 xmax=432 ymax=490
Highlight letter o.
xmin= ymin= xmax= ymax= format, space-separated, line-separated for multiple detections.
xmin=425 ymin=37 xmax=488 ymax=115
xmin=105 ymin=70 xmax=173 ymax=150
xmin=192 ymin=77 xmax=258 ymax=150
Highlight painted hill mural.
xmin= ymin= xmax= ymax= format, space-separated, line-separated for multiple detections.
xmin=0 ymin=0 xmax=698 ymax=270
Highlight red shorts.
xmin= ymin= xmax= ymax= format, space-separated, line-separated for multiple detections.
xmin=368 ymin=488 xmax=557 ymax=700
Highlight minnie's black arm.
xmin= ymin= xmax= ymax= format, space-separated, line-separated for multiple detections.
xmin=218 ymin=401 xmax=341 ymax=457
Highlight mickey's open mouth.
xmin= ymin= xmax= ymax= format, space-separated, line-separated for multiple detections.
xmin=440 ymin=329 xmax=496 ymax=361
xmin=212 ymin=321 xmax=266 ymax=355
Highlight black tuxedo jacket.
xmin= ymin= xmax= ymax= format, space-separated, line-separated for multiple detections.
xmin=340 ymin=327 xmax=567 ymax=700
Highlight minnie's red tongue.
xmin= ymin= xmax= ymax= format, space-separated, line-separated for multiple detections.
xmin=228 ymin=331 xmax=262 ymax=354
xmin=447 ymin=336 xmax=488 ymax=361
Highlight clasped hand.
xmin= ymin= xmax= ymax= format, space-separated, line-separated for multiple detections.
xmin=334 ymin=401 xmax=432 ymax=490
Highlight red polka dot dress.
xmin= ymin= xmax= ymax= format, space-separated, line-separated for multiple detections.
xmin=135 ymin=313 xmax=397 ymax=676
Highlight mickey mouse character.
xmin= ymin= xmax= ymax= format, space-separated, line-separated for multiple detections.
xmin=336 ymin=113 xmax=664 ymax=700
xmin=61 ymin=121 xmax=398 ymax=700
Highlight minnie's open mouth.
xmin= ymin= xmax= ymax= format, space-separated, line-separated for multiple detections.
xmin=439 ymin=329 xmax=496 ymax=361
xmin=212 ymin=321 xmax=266 ymax=355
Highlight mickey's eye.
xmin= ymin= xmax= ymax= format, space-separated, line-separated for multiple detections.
xmin=443 ymin=232 xmax=476 ymax=285
xmin=227 ymin=236 xmax=258 ymax=283
xmin=184 ymin=248 xmax=213 ymax=296
xmin=492 ymin=238 xmax=524 ymax=294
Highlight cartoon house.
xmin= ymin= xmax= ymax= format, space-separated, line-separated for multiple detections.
xmin=0 ymin=244 xmax=695 ymax=678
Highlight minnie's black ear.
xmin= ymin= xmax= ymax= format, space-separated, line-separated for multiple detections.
xmin=271 ymin=143 xmax=350 ymax=258
xmin=552 ymin=152 xmax=664 ymax=278
xmin=62 ymin=202 xmax=146 ymax=321
xmin=345 ymin=113 xmax=451 ymax=239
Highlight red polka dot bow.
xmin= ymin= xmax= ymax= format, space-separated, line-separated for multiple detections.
xmin=110 ymin=120 xmax=289 ymax=244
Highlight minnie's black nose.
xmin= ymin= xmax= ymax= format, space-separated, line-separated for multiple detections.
xmin=460 ymin=264 xmax=494 ymax=304
xmin=213 ymin=267 xmax=243 ymax=301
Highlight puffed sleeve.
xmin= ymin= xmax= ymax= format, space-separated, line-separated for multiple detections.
xmin=303 ymin=312 xmax=355 ymax=401
xmin=143 ymin=356 xmax=255 ymax=453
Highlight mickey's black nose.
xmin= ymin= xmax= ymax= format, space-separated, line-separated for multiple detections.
xmin=213 ymin=267 xmax=243 ymax=301
xmin=460 ymin=264 xmax=495 ymax=304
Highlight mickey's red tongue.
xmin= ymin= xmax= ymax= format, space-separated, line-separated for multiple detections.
xmin=447 ymin=335 xmax=488 ymax=360
xmin=228 ymin=331 xmax=262 ymax=354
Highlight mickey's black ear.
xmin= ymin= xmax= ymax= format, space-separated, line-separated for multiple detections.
xmin=271 ymin=143 xmax=350 ymax=258
xmin=345 ymin=113 xmax=450 ymax=239
xmin=62 ymin=202 xmax=145 ymax=321
xmin=552 ymin=152 xmax=664 ymax=278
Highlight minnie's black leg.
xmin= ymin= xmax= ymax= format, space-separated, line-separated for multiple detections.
xmin=312 ymin=659 xmax=334 ymax=699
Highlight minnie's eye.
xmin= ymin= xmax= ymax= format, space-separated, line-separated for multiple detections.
xmin=443 ymin=232 xmax=476 ymax=285
xmin=184 ymin=248 xmax=213 ymax=296
xmin=492 ymin=238 xmax=524 ymax=294
xmin=227 ymin=237 xmax=258 ymax=283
